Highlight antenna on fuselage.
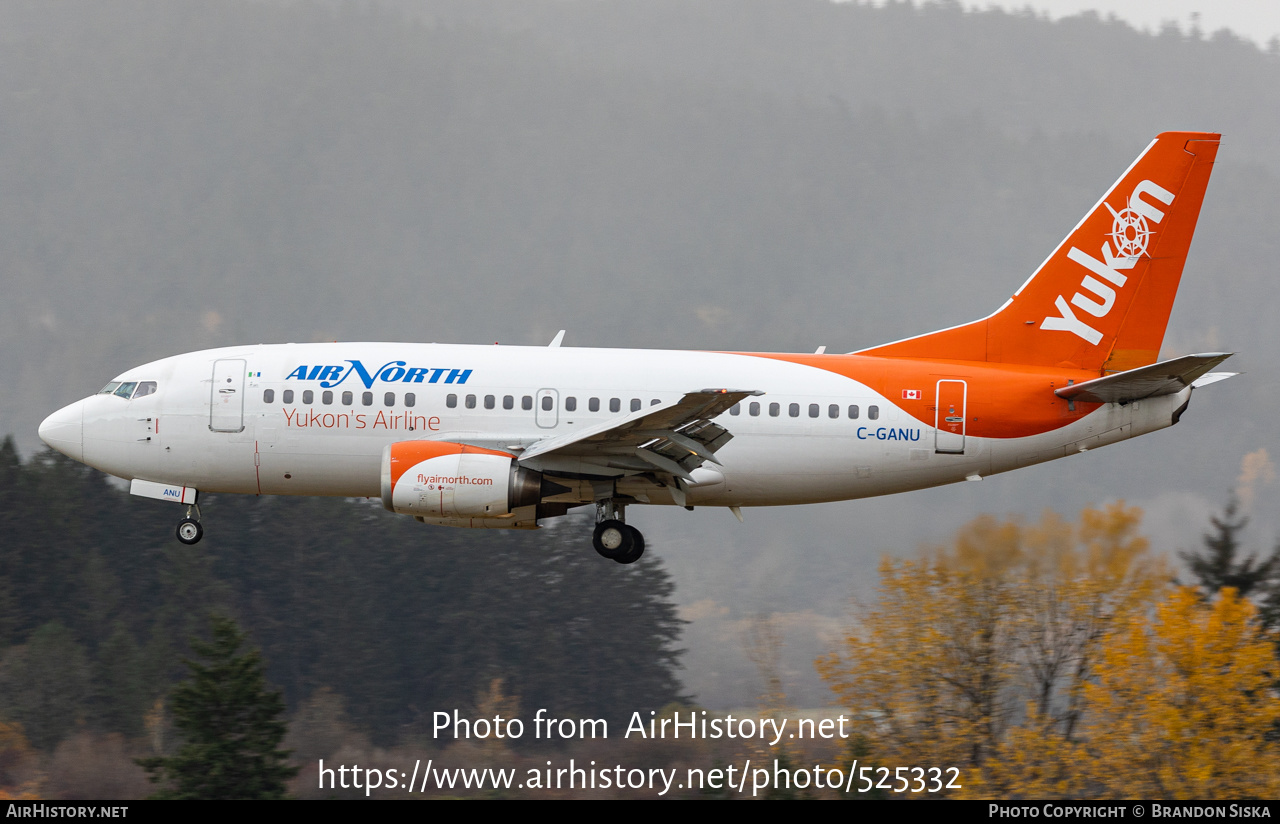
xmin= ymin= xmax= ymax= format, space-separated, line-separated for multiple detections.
xmin=548 ymin=330 xmax=566 ymax=348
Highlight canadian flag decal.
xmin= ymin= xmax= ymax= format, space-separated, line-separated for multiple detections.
xmin=903 ymin=389 xmax=921 ymax=400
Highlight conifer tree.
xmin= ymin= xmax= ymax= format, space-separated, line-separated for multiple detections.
xmin=1260 ymin=585 xmax=1280 ymax=636
xmin=1180 ymin=497 xmax=1279 ymax=600
xmin=137 ymin=615 xmax=297 ymax=799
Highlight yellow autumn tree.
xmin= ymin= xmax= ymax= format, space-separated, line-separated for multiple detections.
xmin=1012 ymin=504 xmax=1165 ymax=739
xmin=817 ymin=515 xmax=1014 ymax=770
xmin=980 ymin=586 xmax=1280 ymax=798
xmin=1079 ymin=586 xmax=1280 ymax=798
xmin=0 ymin=720 xmax=41 ymax=799
xmin=818 ymin=503 xmax=1166 ymax=786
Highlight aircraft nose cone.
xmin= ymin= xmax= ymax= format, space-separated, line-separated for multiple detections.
xmin=38 ymin=400 xmax=84 ymax=462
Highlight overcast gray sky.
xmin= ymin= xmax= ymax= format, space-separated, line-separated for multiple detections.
xmin=955 ymin=0 xmax=1280 ymax=45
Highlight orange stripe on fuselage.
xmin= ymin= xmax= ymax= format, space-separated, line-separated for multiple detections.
xmin=736 ymin=352 xmax=1104 ymax=439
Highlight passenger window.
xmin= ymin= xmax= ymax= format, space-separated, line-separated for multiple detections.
xmin=630 ymin=399 xmax=641 ymax=412
xmin=769 ymin=402 xmax=780 ymax=417
xmin=484 ymin=395 xmax=495 ymax=410
xmin=789 ymin=403 xmax=800 ymax=417
xmin=99 ymin=382 xmax=121 ymax=395
xmin=263 ymin=389 xmax=275 ymax=403
xmin=465 ymin=394 xmax=477 ymax=409
xmin=565 ymin=396 xmax=577 ymax=412
xmin=361 ymin=392 xmax=372 ymax=406
xmin=730 ymin=404 xmax=740 ymax=416
xmin=303 ymin=390 xmax=314 ymax=404
xmin=869 ymin=405 xmax=880 ymax=420
xmin=322 ymin=390 xmax=333 ymax=405
xmin=283 ymin=389 xmax=294 ymax=404
xmin=114 ymin=382 xmax=137 ymax=399
xmin=589 ymin=397 xmax=600 ymax=412
xmin=828 ymin=404 xmax=839 ymax=419
xmin=384 ymin=392 xmax=395 ymax=407
xmin=342 ymin=391 xmax=353 ymax=406
xmin=610 ymin=398 xmax=621 ymax=413
xmin=808 ymin=403 xmax=819 ymax=418
xmin=848 ymin=405 xmax=859 ymax=419
xmin=541 ymin=396 xmax=553 ymax=411
xmin=133 ymin=381 xmax=158 ymax=399
xmin=447 ymin=394 xmax=458 ymax=408
xmin=749 ymin=402 xmax=760 ymax=417
xmin=405 ymin=393 xmax=416 ymax=408
xmin=503 ymin=395 xmax=514 ymax=410
xmin=522 ymin=395 xmax=533 ymax=411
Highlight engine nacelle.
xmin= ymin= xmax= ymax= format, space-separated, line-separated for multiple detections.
xmin=380 ymin=441 xmax=543 ymax=519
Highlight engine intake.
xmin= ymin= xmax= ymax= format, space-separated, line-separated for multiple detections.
xmin=380 ymin=441 xmax=543 ymax=519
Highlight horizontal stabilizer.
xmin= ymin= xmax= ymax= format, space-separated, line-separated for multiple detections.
xmin=1190 ymin=371 xmax=1238 ymax=389
xmin=1054 ymin=353 xmax=1234 ymax=404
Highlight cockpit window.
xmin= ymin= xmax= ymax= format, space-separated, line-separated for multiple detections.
xmin=99 ymin=380 xmax=157 ymax=398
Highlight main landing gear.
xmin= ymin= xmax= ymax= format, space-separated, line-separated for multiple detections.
xmin=176 ymin=503 xmax=204 ymax=545
xmin=592 ymin=500 xmax=644 ymax=565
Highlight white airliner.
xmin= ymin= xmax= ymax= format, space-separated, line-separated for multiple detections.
xmin=39 ymin=132 xmax=1235 ymax=563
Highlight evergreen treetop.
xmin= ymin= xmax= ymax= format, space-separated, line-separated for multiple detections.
xmin=1180 ymin=496 xmax=1280 ymax=600
xmin=137 ymin=614 xmax=297 ymax=800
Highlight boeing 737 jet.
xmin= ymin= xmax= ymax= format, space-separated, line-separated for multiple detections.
xmin=39 ymin=131 xmax=1234 ymax=563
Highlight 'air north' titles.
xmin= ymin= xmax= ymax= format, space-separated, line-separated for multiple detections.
xmin=286 ymin=360 xmax=472 ymax=388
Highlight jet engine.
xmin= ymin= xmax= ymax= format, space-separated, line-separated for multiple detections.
xmin=380 ymin=441 xmax=543 ymax=519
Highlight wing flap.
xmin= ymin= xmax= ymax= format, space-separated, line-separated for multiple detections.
xmin=517 ymin=389 xmax=760 ymax=474
xmin=1054 ymin=353 xmax=1234 ymax=404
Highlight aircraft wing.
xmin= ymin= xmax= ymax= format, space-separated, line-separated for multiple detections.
xmin=1054 ymin=353 xmax=1236 ymax=405
xmin=517 ymin=388 xmax=762 ymax=479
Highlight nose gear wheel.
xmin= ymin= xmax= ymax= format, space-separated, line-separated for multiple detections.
xmin=177 ymin=518 xmax=203 ymax=545
xmin=176 ymin=503 xmax=204 ymax=545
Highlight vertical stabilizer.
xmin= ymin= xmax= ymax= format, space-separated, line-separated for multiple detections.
xmin=859 ymin=132 xmax=1219 ymax=372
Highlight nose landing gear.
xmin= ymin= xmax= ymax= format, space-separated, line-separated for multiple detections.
xmin=176 ymin=503 xmax=204 ymax=545
xmin=592 ymin=500 xmax=644 ymax=564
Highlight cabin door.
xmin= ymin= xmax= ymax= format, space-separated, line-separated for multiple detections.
xmin=210 ymin=359 xmax=246 ymax=432
xmin=935 ymin=380 xmax=967 ymax=454
xmin=535 ymin=388 xmax=559 ymax=429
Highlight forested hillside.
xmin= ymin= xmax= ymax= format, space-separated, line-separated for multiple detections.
xmin=0 ymin=438 xmax=684 ymax=754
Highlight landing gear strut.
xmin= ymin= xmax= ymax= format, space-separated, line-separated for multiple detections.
xmin=176 ymin=503 xmax=203 ymax=545
xmin=592 ymin=500 xmax=644 ymax=564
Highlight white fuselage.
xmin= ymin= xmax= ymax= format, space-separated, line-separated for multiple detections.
xmin=40 ymin=341 xmax=1187 ymax=513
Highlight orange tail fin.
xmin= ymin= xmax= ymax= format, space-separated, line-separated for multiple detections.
xmin=860 ymin=132 xmax=1220 ymax=373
